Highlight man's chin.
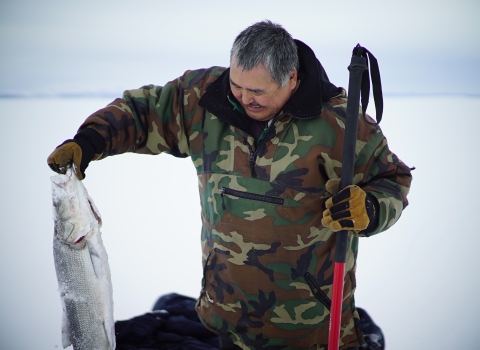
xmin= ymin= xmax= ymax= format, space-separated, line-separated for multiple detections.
xmin=245 ymin=110 xmax=271 ymax=121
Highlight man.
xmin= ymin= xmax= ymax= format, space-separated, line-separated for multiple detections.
xmin=48 ymin=20 xmax=412 ymax=349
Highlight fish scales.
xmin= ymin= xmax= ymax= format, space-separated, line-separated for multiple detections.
xmin=51 ymin=168 xmax=115 ymax=350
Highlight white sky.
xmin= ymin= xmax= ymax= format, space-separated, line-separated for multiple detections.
xmin=0 ymin=0 xmax=479 ymax=96
xmin=1 ymin=1 xmax=480 ymax=349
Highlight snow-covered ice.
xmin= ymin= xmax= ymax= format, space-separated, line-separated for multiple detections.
xmin=1 ymin=96 xmax=480 ymax=349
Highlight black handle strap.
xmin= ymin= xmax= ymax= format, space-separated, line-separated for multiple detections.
xmin=352 ymin=44 xmax=383 ymax=124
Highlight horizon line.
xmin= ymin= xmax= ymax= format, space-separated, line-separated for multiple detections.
xmin=0 ymin=92 xmax=479 ymax=99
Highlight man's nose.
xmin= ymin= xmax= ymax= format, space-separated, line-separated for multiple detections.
xmin=241 ymin=90 xmax=254 ymax=105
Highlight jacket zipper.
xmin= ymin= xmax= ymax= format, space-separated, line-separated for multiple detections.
xmin=303 ymin=272 xmax=331 ymax=311
xmin=219 ymin=187 xmax=284 ymax=208
xmin=248 ymin=114 xmax=284 ymax=178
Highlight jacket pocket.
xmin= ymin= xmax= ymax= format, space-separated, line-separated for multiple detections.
xmin=218 ymin=186 xmax=288 ymax=234
xmin=303 ymin=272 xmax=331 ymax=311
xmin=219 ymin=187 xmax=284 ymax=207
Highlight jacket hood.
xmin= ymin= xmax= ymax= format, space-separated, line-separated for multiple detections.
xmin=198 ymin=39 xmax=342 ymax=129
xmin=285 ymin=39 xmax=343 ymax=118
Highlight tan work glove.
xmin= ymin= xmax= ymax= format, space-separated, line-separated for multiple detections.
xmin=47 ymin=129 xmax=105 ymax=180
xmin=322 ymin=179 xmax=377 ymax=233
xmin=47 ymin=141 xmax=85 ymax=179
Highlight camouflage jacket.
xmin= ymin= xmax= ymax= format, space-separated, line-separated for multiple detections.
xmin=78 ymin=41 xmax=412 ymax=349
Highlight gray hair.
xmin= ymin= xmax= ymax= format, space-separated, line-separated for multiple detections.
xmin=230 ymin=20 xmax=299 ymax=87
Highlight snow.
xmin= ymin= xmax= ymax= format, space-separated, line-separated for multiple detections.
xmin=0 ymin=96 xmax=479 ymax=349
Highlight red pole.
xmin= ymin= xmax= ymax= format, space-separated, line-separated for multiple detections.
xmin=328 ymin=46 xmax=368 ymax=349
xmin=328 ymin=262 xmax=346 ymax=349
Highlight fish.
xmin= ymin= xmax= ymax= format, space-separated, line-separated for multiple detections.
xmin=51 ymin=167 xmax=115 ymax=350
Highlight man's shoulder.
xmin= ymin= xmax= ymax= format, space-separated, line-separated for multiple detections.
xmin=320 ymin=91 xmax=380 ymax=134
xmin=319 ymin=89 xmax=348 ymax=120
xmin=180 ymin=66 xmax=227 ymax=90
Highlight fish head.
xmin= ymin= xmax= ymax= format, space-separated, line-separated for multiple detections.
xmin=51 ymin=168 xmax=99 ymax=246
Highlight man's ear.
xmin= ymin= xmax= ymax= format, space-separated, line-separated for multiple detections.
xmin=290 ymin=69 xmax=298 ymax=81
xmin=289 ymin=69 xmax=298 ymax=91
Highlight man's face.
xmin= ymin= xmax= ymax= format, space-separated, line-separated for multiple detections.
xmin=229 ymin=59 xmax=297 ymax=122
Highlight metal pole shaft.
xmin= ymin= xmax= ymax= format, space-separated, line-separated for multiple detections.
xmin=328 ymin=53 xmax=367 ymax=349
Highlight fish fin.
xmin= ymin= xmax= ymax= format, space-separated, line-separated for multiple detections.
xmin=103 ymin=321 xmax=116 ymax=350
xmin=87 ymin=240 xmax=103 ymax=280
xmin=88 ymin=198 xmax=102 ymax=227
xmin=60 ymin=299 xmax=72 ymax=348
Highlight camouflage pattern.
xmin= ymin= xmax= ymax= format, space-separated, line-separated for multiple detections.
xmin=78 ymin=66 xmax=412 ymax=349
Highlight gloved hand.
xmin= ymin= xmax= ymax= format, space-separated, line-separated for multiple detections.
xmin=47 ymin=129 xmax=104 ymax=180
xmin=322 ymin=179 xmax=378 ymax=233
xmin=47 ymin=141 xmax=85 ymax=179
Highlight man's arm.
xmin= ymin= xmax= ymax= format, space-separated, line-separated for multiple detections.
xmin=79 ymin=81 xmax=188 ymax=160
xmin=322 ymin=100 xmax=413 ymax=237
xmin=354 ymin=127 xmax=413 ymax=237
xmin=47 ymin=67 xmax=227 ymax=178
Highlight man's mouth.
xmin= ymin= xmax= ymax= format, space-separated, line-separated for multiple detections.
xmin=247 ymin=103 xmax=263 ymax=110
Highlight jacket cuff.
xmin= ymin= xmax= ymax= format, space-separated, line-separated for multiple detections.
xmin=74 ymin=128 xmax=106 ymax=155
xmin=363 ymin=194 xmax=379 ymax=235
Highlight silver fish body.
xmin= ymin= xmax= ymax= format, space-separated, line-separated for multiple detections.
xmin=51 ymin=168 xmax=115 ymax=350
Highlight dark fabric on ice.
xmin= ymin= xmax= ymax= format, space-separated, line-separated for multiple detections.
xmin=115 ymin=293 xmax=218 ymax=349
xmin=114 ymin=293 xmax=384 ymax=350
xmin=358 ymin=307 xmax=385 ymax=350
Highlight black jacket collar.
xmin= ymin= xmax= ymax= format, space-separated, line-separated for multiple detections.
xmin=198 ymin=39 xmax=341 ymax=131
